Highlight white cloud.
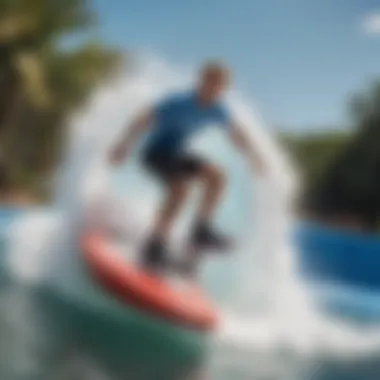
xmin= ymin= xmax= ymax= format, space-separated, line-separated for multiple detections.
xmin=362 ymin=11 xmax=380 ymax=36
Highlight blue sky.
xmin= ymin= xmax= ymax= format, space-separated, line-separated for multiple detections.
xmin=91 ymin=0 xmax=380 ymax=132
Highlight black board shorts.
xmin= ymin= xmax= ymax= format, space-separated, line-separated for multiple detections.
xmin=143 ymin=151 xmax=205 ymax=183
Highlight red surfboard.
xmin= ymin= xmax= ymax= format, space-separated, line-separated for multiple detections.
xmin=81 ymin=233 xmax=219 ymax=331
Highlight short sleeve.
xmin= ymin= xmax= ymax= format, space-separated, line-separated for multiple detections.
xmin=153 ymin=95 xmax=178 ymax=118
xmin=213 ymin=103 xmax=231 ymax=129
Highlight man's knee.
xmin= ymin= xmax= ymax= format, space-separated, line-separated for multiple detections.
xmin=202 ymin=164 xmax=225 ymax=189
xmin=169 ymin=179 xmax=190 ymax=201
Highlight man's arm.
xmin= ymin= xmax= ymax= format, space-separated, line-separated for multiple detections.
xmin=228 ymin=122 xmax=266 ymax=175
xmin=109 ymin=108 xmax=153 ymax=165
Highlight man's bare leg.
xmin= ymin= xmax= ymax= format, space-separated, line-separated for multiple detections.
xmin=143 ymin=179 xmax=190 ymax=269
xmin=180 ymin=163 xmax=229 ymax=277
xmin=153 ymin=179 xmax=190 ymax=238
xmin=197 ymin=164 xmax=225 ymax=223
xmin=191 ymin=163 xmax=231 ymax=250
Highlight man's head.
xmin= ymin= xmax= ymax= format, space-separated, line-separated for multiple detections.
xmin=197 ymin=60 xmax=230 ymax=103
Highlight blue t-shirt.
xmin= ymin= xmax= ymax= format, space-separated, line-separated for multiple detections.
xmin=144 ymin=92 xmax=231 ymax=156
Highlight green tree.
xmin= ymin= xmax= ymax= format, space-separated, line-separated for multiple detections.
xmin=281 ymin=131 xmax=351 ymax=192
xmin=0 ymin=0 xmax=121 ymax=198
xmin=292 ymin=83 xmax=380 ymax=231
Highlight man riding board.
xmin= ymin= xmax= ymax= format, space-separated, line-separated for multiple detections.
xmin=110 ymin=61 xmax=265 ymax=272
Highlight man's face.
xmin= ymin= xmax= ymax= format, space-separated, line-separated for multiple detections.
xmin=199 ymin=69 xmax=229 ymax=103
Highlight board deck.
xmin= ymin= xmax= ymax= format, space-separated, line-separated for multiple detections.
xmin=81 ymin=232 xmax=219 ymax=331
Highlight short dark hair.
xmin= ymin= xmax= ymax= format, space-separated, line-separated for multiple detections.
xmin=200 ymin=60 xmax=230 ymax=79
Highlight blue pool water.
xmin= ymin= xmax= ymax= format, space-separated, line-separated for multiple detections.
xmin=295 ymin=221 xmax=380 ymax=289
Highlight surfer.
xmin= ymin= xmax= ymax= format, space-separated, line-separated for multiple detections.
xmin=110 ymin=61 xmax=265 ymax=271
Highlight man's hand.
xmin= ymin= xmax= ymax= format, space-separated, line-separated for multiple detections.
xmin=109 ymin=144 xmax=128 ymax=166
xmin=250 ymin=153 xmax=267 ymax=176
xmin=229 ymin=122 xmax=267 ymax=176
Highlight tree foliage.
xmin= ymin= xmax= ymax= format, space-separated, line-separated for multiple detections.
xmin=0 ymin=0 xmax=121 ymax=198
xmin=284 ymin=83 xmax=380 ymax=231
xmin=281 ymin=131 xmax=351 ymax=192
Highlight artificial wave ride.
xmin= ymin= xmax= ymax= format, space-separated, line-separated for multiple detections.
xmin=49 ymin=58 xmax=296 ymax=352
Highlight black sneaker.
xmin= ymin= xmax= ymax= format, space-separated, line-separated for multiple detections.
xmin=191 ymin=223 xmax=233 ymax=251
xmin=141 ymin=238 xmax=169 ymax=273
